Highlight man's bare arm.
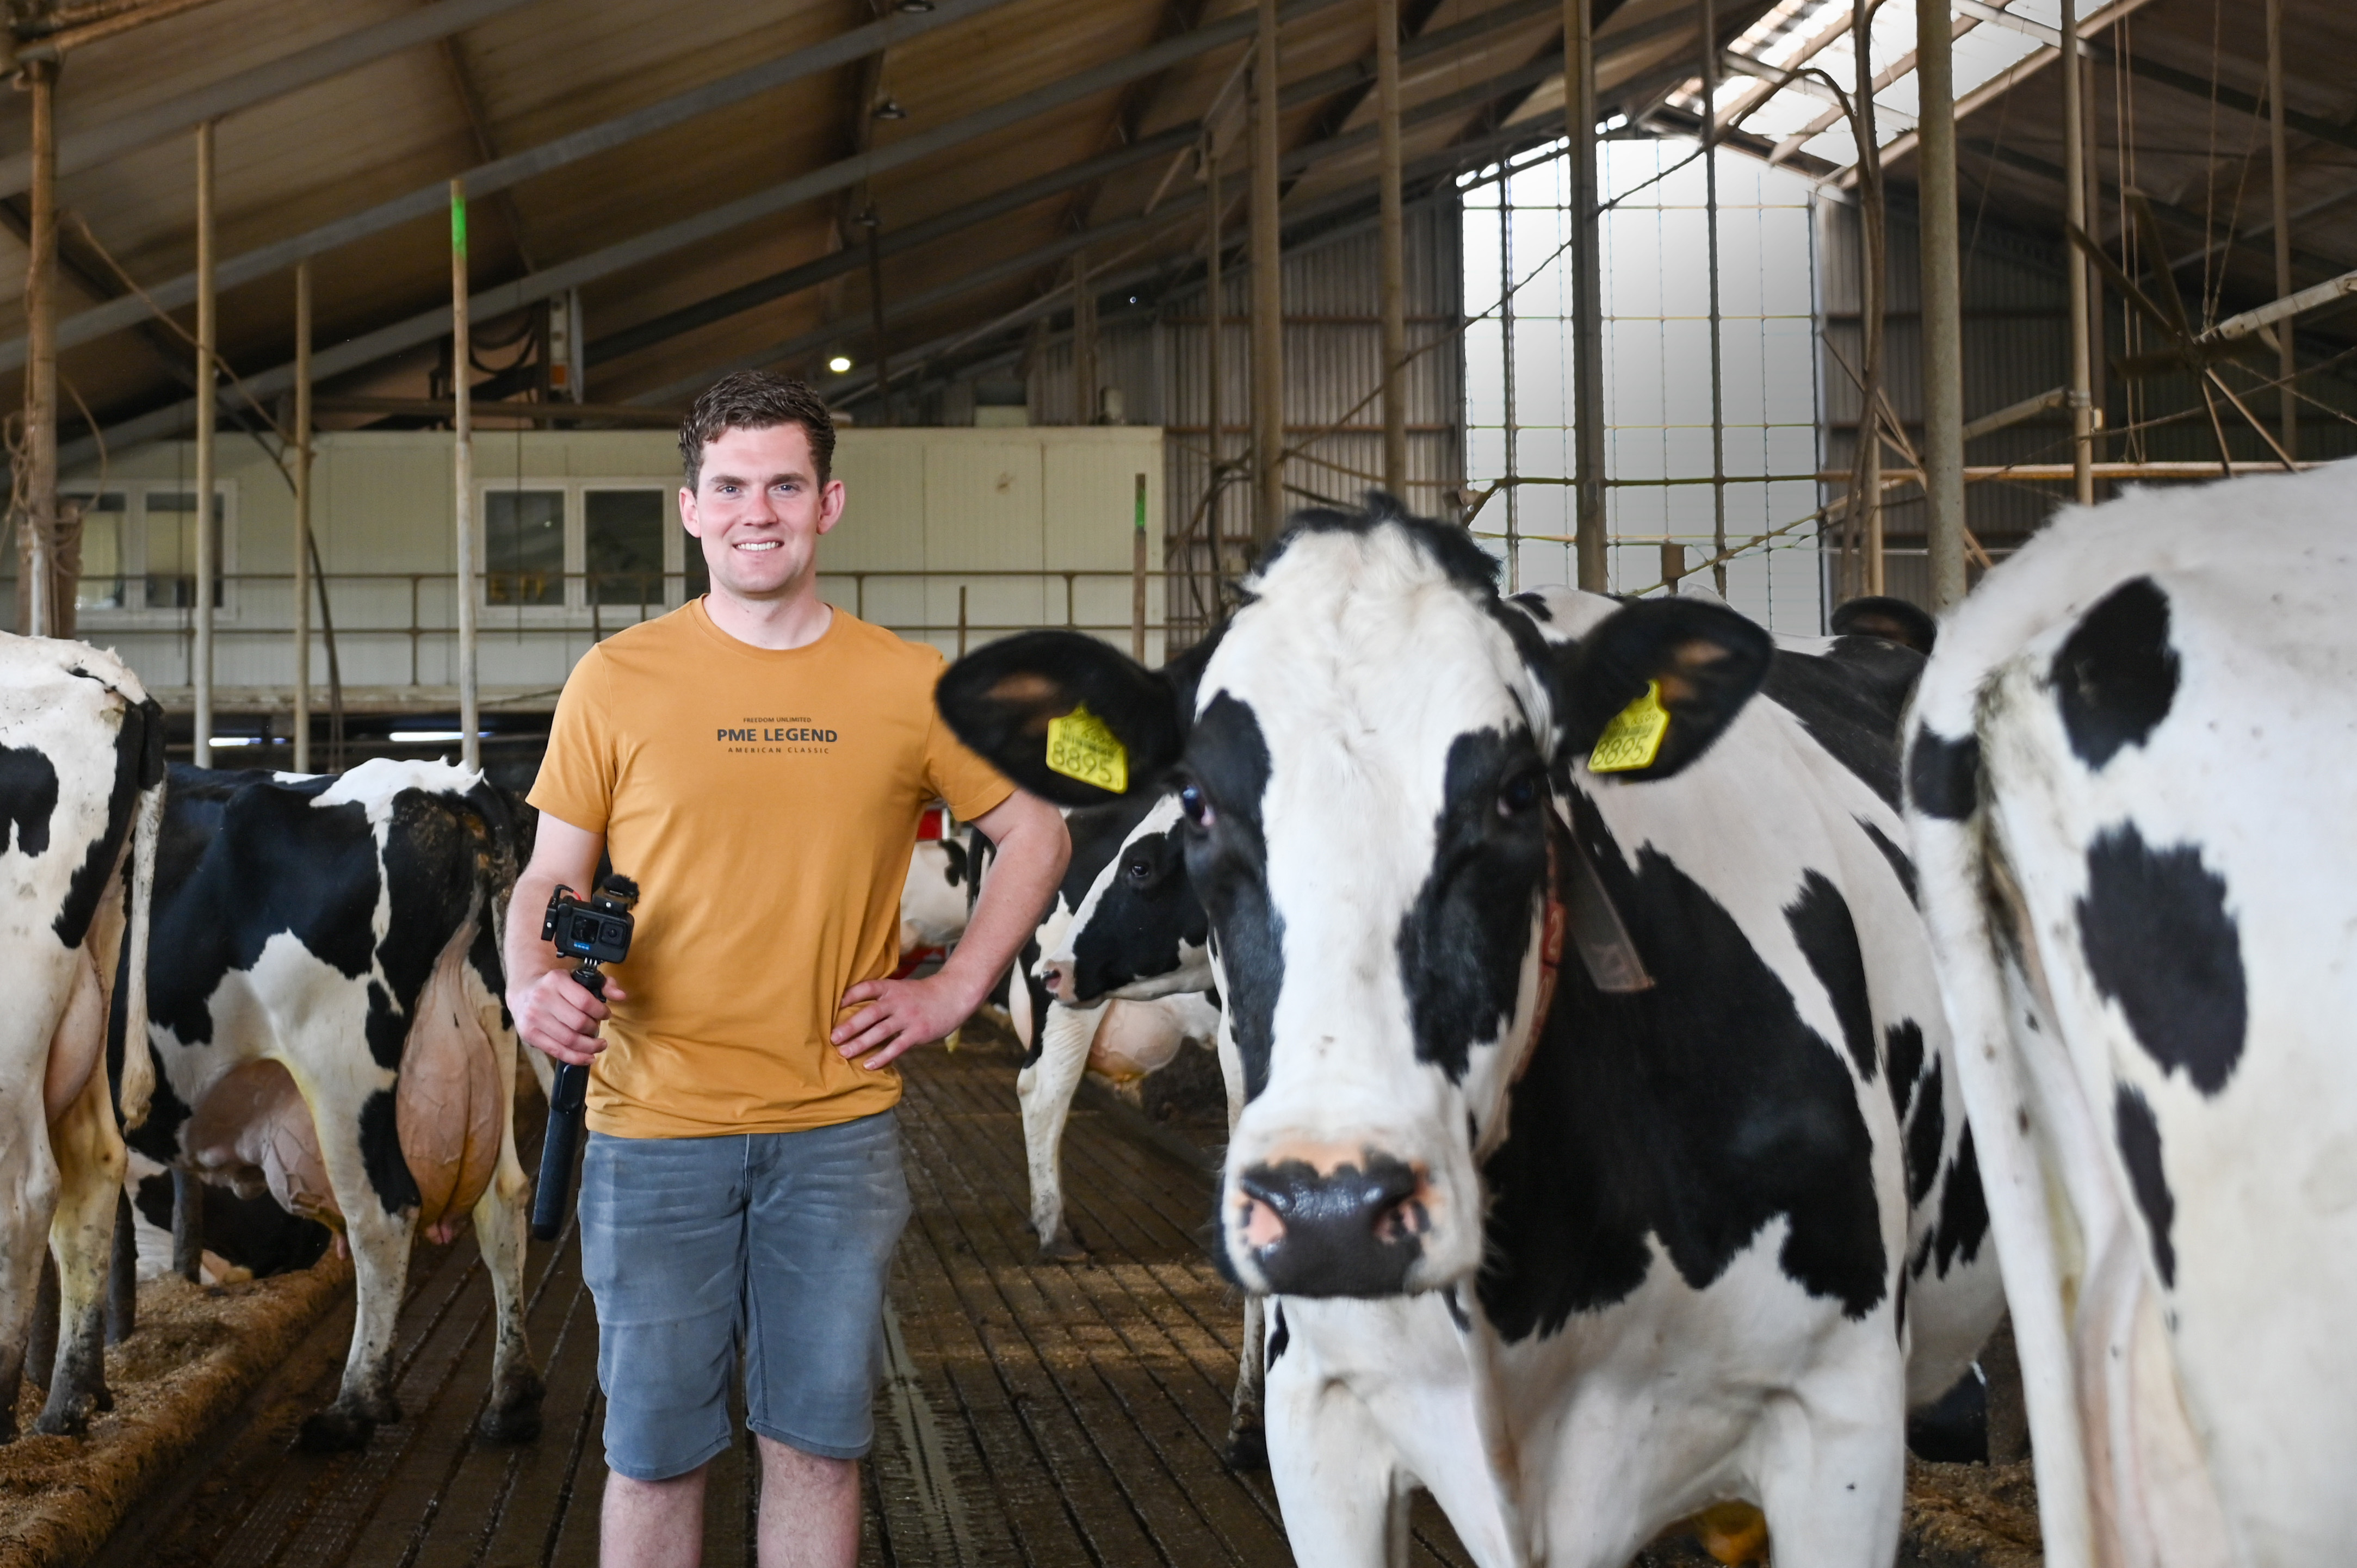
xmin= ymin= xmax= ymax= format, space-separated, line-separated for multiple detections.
xmin=833 ymin=790 xmax=1070 ymax=1070
xmin=505 ymin=813 xmax=626 ymax=1068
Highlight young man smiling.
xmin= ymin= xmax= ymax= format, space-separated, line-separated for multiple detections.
xmin=508 ymin=372 xmax=1068 ymax=1568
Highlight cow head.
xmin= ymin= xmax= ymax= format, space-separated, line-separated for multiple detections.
xmin=1038 ymin=789 xmax=1212 ymax=1004
xmin=939 ymin=497 xmax=1771 ymax=1298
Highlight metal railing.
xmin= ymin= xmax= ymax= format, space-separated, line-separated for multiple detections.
xmin=29 ymin=567 xmax=1177 ymax=692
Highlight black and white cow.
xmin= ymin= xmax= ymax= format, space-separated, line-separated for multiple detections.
xmin=120 ymin=759 xmax=542 ymax=1451
xmin=942 ymin=499 xmax=2002 ymax=1567
xmin=0 ymin=639 xmax=163 ymax=1441
xmin=1904 ymin=461 xmax=2357 ymax=1568
xmin=1036 ymin=790 xmax=1214 ymax=1008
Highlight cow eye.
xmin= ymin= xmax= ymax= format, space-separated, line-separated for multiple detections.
xmin=1497 ymin=770 xmax=1544 ymax=817
xmin=1124 ymin=857 xmax=1152 ymax=884
xmin=1178 ymin=783 xmax=1214 ymax=828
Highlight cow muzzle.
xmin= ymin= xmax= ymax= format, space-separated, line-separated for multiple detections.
xmin=1040 ymin=958 xmax=1079 ymax=1003
xmin=1229 ymin=1149 xmax=1436 ymax=1297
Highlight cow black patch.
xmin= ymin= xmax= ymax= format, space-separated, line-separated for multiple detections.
xmin=1906 ymin=725 xmax=1979 ymax=821
xmin=1857 ymin=819 xmax=1916 ymax=907
xmin=2052 ymin=577 xmax=2177 ymax=769
xmin=1508 ymin=590 xmax=1554 ymax=622
xmin=146 ymin=770 xmax=381 ymax=1049
xmin=1479 ymin=796 xmax=1886 ymax=1340
xmin=1266 ymin=1300 xmax=1290 ymax=1362
xmin=1785 ymin=872 xmax=1876 ymax=1082
xmin=1181 ymin=695 xmax=1284 ymax=1101
xmin=2077 ymin=825 xmax=2245 ymax=1095
xmin=1071 ymin=811 xmax=1209 ymax=1002
xmin=1905 ymin=1056 xmax=1945 ymax=1208
xmin=1396 ymin=728 xmax=1550 ymax=1082
xmin=1761 ymin=643 xmax=1920 ymax=810
xmin=54 ymin=702 xmax=149 ymax=949
xmin=0 ymin=745 xmax=58 ymax=856
xmin=1932 ymin=1126 xmax=1988 ymax=1275
xmin=358 ymin=1088 xmax=422 ymax=1216
xmin=1884 ymin=1019 xmax=1925 ymax=1123
xmin=2112 ymin=1084 xmax=2176 ymax=1287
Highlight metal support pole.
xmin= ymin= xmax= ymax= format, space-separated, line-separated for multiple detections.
xmin=1131 ymin=472 xmax=1148 ymax=660
xmin=1700 ymin=0 xmax=1727 ymax=595
xmin=1567 ymin=0 xmax=1607 ymax=591
xmin=1204 ymin=137 xmax=1227 ymax=589
xmin=293 ymin=261 xmax=313 ymax=772
xmin=1375 ymin=0 xmax=1408 ymax=498
xmin=1249 ymin=0 xmax=1285 ymax=553
xmin=2266 ymin=0 xmax=2294 ymax=458
xmin=451 ymin=180 xmax=480 ymax=772
xmin=21 ymin=60 xmax=57 ymax=640
xmin=1500 ymin=187 xmax=1518 ymax=589
xmin=1852 ymin=4 xmax=1884 ymax=597
xmin=194 ymin=120 xmax=216 ymax=766
xmin=2059 ymin=0 xmax=2093 ymax=506
xmin=1917 ymin=0 xmax=1966 ymax=608
xmin=865 ymin=218 xmax=892 ymax=424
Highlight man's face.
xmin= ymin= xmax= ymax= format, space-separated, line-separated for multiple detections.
xmin=678 ymin=422 xmax=844 ymax=601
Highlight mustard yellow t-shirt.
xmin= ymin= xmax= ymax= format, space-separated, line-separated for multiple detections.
xmin=528 ymin=600 xmax=1013 ymax=1138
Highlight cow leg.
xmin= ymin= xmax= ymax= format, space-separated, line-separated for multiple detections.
xmin=470 ymin=1050 xmax=543 ymax=1443
xmin=106 ymin=1191 xmax=135 ymax=1345
xmin=1749 ymin=1377 xmax=1906 ymax=1568
xmin=1015 ymin=1002 xmax=1102 ymax=1259
xmin=34 ymin=1061 xmax=128 ymax=1435
xmin=1222 ymin=1293 xmax=1267 ymax=1469
xmin=0 ymin=1088 xmax=60 ymax=1445
xmin=300 ymin=1195 xmax=416 ymax=1452
xmin=1265 ymin=1347 xmax=1411 ymax=1568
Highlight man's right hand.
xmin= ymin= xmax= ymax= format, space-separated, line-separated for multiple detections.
xmin=514 ymin=966 xmax=627 ymax=1068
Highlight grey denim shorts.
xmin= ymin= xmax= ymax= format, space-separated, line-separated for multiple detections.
xmin=578 ymin=1110 xmax=912 ymax=1480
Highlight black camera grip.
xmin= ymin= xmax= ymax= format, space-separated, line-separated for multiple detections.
xmin=528 ymin=965 xmax=607 ymax=1242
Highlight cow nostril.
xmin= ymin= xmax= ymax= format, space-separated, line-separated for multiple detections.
xmin=1232 ymin=1155 xmax=1431 ymax=1297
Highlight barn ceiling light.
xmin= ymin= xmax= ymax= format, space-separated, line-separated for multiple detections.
xmin=872 ymin=96 xmax=907 ymax=120
xmin=896 ymin=1 xmax=936 ymax=11
xmin=828 ymin=355 xmax=855 ymax=373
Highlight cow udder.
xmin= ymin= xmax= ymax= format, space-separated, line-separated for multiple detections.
xmin=394 ymin=941 xmax=505 ymax=1235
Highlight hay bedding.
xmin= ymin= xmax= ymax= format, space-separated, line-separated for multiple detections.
xmin=0 ymin=1258 xmax=350 ymax=1568
xmin=1901 ymin=1458 xmax=2044 ymax=1568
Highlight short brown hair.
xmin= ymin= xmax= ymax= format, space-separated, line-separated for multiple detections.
xmin=679 ymin=370 xmax=836 ymax=491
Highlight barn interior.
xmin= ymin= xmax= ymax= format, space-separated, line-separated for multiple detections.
xmin=0 ymin=0 xmax=2350 ymax=1563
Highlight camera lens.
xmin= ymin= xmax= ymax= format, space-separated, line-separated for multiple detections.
xmin=603 ymin=922 xmax=626 ymax=946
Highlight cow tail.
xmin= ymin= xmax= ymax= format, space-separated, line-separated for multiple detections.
xmin=117 ymin=705 xmax=168 ymax=1129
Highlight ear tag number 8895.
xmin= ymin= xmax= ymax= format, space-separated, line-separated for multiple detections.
xmin=1046 ymin=704 xmax=1128 ymax=793
xmin=1588 ymin=681 xmax=1672 ymax=773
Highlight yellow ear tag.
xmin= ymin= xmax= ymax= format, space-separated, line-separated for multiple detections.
xmin=1045 ymin=704 xmax=1128 ymax=793
xmin=1588 ymin=681 xmax=1672 ymax=773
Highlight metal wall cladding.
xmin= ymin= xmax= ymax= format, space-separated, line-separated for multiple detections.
xmin=1027 ymin=201 xmax=1466 ymax=646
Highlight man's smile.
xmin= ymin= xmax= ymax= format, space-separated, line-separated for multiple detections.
xmin=735 ymin=539 xmax=782 ymax=551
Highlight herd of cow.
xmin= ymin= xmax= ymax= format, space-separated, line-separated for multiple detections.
xmin=3 ymin=460 xmax=2350 ymax=1568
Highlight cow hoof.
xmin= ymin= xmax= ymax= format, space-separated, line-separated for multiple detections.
xmin=1220 ymin=1424 xmax=1267 ymax=1471
xmin=477 ymin=1371 xmax=546 ymax=1444
xmin=296 ymin=1406 xmax=379 ymax=1453
xmin=1037 ymin=1235 xmax=1088 ymax=1262
xmin=30 ymin=1397 xmax=95 ymax=1440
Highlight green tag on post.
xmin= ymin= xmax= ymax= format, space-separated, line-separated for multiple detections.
xmin=451 ymin=193 xmax=468 ymax=257
xmin=1046 ymin=705 xmax=1128 ymax=793
xmin=1588 ymin=681 xmax=1672 ymax=773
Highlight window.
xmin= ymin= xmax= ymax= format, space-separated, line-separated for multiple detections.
xmin=477 ymin=482 xmax=698 ymax=615
xmin=63 ymin=482 xmax=234 ymax=619
xmin=584 ymin=489 xmax=664 ymax=606
xmin=143 ymin=491 xmax=226 ymax=609
xmin=71 ymin=492 xmax=127 ymax=611
xmin=486 ymin=488 xmax=565 ymax=606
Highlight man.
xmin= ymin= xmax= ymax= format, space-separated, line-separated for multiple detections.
xmin=509 ymin=371 xmax=1068 ymax=1568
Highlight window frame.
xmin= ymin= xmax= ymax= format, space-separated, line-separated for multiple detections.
xmin=473 ymin=477 xmax=695 ymax=622
xmin=65 ymin=479 xmax=240 ymax=625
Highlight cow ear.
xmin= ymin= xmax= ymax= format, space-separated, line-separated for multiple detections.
xmin=938 ymin=630 xmax=1187 ymax=805
xmin=1552 ymin=598 xmax=1774 ymax=781
xmin=1830 ymin=594 xmax=1937 ymax=655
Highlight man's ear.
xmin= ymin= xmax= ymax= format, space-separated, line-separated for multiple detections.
xmin=1552 ymin=598 xmax=1775 ymax=781
xmin=938 ymin=630 xmax=1187 ymax=805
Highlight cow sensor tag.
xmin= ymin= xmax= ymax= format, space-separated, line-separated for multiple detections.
xmin=1589 ymin=681 xmax=1671 ymax=773
xmin=1046 ymin=705 xmax=1128 ymax=792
